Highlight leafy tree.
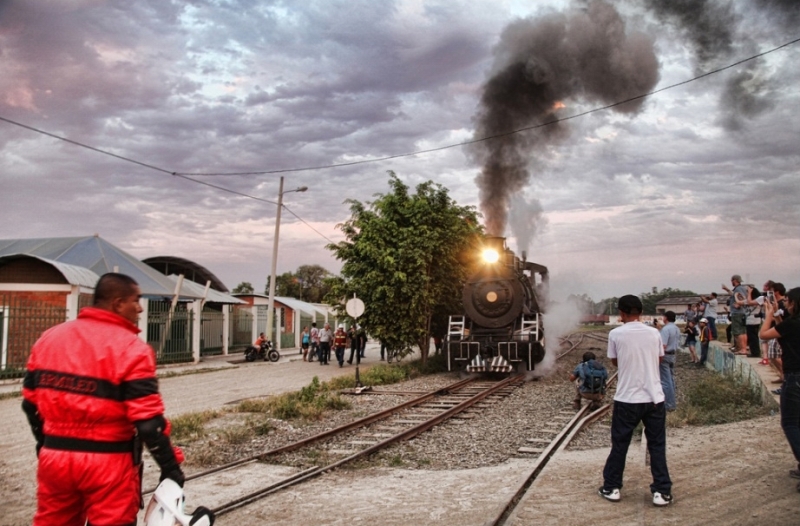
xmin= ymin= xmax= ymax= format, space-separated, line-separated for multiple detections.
xmin=326 ymin=172 xmax=482 ymax=363
xmin=265 ymin=264 xmax=332 ymax=302
xmin=231 ymin=281 xmax=254 ymax=294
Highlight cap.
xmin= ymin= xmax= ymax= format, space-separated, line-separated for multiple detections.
xmin=699 ymin=318 xmax=708 ymax=323
xmin=731 ymin=274 xmax=742 ymax=282
xmin=338 ymin=324 xmax=344 ymax=329
xmin=617 ymin=294 xmax=643 ymax=315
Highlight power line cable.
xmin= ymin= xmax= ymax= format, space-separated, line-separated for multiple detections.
xmin=179 ymin=35 xmax=800 ymax=176
xmin=282 ymin=205 xmax=336 ymax=244
xmin=0 ymin=37 xmax=797 ymax=181
xmin=173 ymin=174 xmax=339 ymax=242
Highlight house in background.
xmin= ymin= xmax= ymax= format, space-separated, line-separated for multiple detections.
xmin=0 ymin=235 xmax=244 ymax=377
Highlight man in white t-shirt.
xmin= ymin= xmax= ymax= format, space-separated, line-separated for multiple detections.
xmin=598 ymin=295 xmax=673 ymax=507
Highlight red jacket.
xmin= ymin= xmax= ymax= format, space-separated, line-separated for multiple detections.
xmin=23 ymin=307 xmax=165 ymax=443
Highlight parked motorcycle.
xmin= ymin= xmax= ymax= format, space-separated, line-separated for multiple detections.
xmin=245 ymin=340 xmax=280 ymax=362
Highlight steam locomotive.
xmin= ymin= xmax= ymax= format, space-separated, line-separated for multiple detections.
xmin=445 ymin=236 xmax=548 ymax=374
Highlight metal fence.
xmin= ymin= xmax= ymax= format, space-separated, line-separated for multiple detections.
xmin=147 ymin=301 xmax=193 ymax=364
xmin=229 ymin=305 xmax=253 ymax=351
xmin=0 ymin=295 xmax=313 ymax=377
xmin=0 ymin=295 xmax=68 ymax=379
xmin=201 ymin=308 xmax=225 ymax=356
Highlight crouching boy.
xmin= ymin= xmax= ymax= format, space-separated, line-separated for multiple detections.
xmin=570 ymin=351 xmax=608 ymax=410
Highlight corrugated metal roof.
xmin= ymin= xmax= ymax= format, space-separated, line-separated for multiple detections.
xmin=0 ymin=236 xmax=202 ymax=299
xmin=166 ymin=275 xmax=245 ymax=304
xmin=0 ymin=254 xmax=100 ymax=288
xmin=275 ymin=296 xmax=330 ymax=317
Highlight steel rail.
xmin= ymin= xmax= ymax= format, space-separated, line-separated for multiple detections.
xmin=209 ymin=375 xmax=525 ymax=517
xmin=483 ymin=403 xmax=590 ymax=526
xmin=557 ymin=332 xmax=585 ymax=359
xmin=483 ymin=335 xmax=616 ymax=526
xmin=141 ymin=376 xmax=479 ymax=495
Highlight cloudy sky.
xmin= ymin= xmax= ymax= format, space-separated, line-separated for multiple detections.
xmin=1 ymin=0 xmax=798 ymax=302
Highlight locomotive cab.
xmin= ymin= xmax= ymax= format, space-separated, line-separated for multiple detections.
xmin=447 ymin=237 xmax=547 ymax=374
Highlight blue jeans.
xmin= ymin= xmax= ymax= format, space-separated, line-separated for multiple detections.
xmin=660 ymin=356 xmax=676 ymax=411
xmin=699 ymin=341 xmax=709 ymax=365
xmin=334 ymin=346 xmax=345 ymax=365
xmin=781 ymin=373 xmax=800 ymax=465
xmin=602 ymin=401 xmax=672 ymax=495
xmin=706 ymin=317 xmax=717 ymax=340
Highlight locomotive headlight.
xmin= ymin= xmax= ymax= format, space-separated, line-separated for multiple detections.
xmin=482 ymin=248 xmax=499 ymax=263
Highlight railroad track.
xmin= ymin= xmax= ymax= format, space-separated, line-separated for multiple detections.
xmin=488 ymin=331 xmax=614 ymax=525
xmin=143 ymin=375 xmax=527 ymax=518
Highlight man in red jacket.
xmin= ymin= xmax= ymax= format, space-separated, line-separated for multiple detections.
xmin=22 ymin=273 xmax=187 ymax=526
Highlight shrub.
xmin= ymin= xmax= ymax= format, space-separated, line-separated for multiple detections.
xmin=170 ymin=410 xmax=220 ymax=441
xmin=668 ymin=373 xmax=768 ymax=427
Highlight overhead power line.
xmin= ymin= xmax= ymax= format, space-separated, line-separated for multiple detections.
xmin=0 ymin=35 xmax=797 ymax=190
xmin=179 ymin=35 xmax=800 ymax=176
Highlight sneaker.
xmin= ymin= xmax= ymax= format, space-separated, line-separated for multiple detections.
xmin=789 ymin=469 xmax=800 ymax=479
xmin=772 ymin=388 xmax=782 ymax=395
xmin=653 ymin=492 xmax=673 ymax=506
xmin=598 ymin=487 xmax=620 ymax=502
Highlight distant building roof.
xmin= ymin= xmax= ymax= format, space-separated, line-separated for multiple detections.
xmin=233 ymin=293 xmax=332 ymax=317
xmin=656 ymin=296 xmax=700 ymax=305
xmin=143 ymin=256 xmax=229 ymax=292
xmin=0 ymin=254 xmax=100 ymax=288
xmin=165 ymin=275 xmax=244 ymax=304
xmin=0 ymin=236 xmax=201 ymax=299
xmin=275 ymin=296 xmax=330 ymax=318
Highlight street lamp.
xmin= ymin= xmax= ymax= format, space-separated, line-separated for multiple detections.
xmin=266 ymin=176 xmax=308 ymax=347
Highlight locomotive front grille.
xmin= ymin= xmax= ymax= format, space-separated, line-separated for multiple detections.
xmin=498 ymin=341 xmax=521 ymax=362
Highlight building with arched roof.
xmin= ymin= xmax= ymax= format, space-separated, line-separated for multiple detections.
xmin=0 ymin=236 xmax=247 ymax=375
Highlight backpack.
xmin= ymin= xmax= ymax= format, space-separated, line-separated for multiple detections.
xmin=582 ymin=361 xmax=607 ymax=394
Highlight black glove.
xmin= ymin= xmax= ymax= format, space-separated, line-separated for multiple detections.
xmin=135 ymin=416 xmax=185 ymax=487
xmin=190 ymin=506 xmax=215 ymax=525
xmin=160 ymin=464 xmax=185 ymax=487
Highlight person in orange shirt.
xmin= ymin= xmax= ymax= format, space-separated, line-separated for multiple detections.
xmin=333 ymin=325 xmax=348 ymax=367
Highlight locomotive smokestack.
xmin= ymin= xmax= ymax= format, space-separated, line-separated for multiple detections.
xmin=469 ymin=0 xmax=659 ymax=239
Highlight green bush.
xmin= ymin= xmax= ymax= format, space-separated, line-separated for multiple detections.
xmin=236 ymin=398 xmax=271 ymax=413
xmin=253 ymin=376 xmax=352 ymax=421
xmin=668 ymin=374 xmax=768 ymax=427
xmin=170 ymin=410 xmax=220 ymax=441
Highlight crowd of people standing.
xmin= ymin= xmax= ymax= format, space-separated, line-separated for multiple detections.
xmin=300 ymin=322 xmax=367 ymax=367
xmin=600 ymin=275 xmax=800 ymax=504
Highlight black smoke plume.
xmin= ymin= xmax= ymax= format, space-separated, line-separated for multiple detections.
xmin=470 ymin=0 xmax=659 ymax=238
xmin=645 ymin=0 xmax=782 ymax=132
